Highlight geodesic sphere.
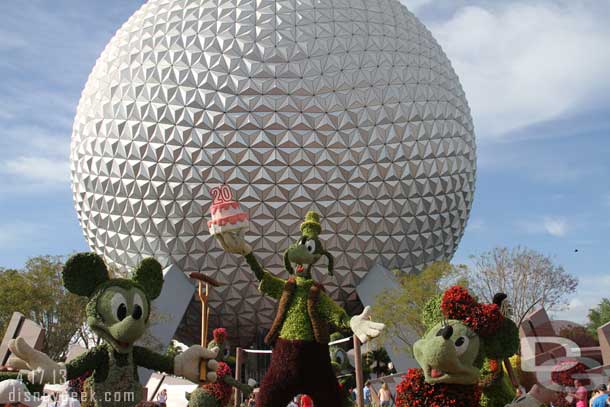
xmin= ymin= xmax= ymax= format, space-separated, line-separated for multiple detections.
xmin=70 ymin=0 xmax=476 ymax=345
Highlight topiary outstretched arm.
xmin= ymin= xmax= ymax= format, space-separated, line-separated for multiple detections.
xmin=223 ymin=375 xmax=253 ymax=398
xmin=245 ymin=252 xmax=265 ymax=281
xmin=245 ymin=251 xmax=286 ymax=301
xmin=133 ymin=346 xmax=174 ymax=374
xmin=65 ymin=345 xmax=108 ymax=381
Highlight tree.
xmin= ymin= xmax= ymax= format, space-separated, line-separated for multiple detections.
xmin=0 ymin=256 xmax=88 ymax=360
xmin=464 ymin=246 xmax=577 ymax=325
xmin=73 ymin=322 xmax=102 ymax=350
xmin=371 ymin=261 xmax=468 ymax=355
xmin=364 ymin=347 xmax=392 ymax=378
xmin=586 ymin=298 xmax=610 ymax=338
xmin=0 ymin=268 xmax=30 ymax=333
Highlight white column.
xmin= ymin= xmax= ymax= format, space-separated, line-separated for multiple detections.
xmin=138 ymin=264 xmax=195 ymax=384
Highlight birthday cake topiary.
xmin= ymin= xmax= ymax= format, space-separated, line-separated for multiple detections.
xmin=207 ymin=185 xmax=249 ymax=235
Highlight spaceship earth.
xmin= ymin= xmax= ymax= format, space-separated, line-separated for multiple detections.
xmin=70 ymin=0 xmax=476 ymax=346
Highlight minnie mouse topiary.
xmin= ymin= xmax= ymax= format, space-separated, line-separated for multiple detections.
xmin=396 ymin=286 xmax=554 ymax=407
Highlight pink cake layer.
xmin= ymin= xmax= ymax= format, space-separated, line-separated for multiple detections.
xmin=210 ymin=201 xmax=239 ymax=215
xmin=208 ymin=212 xmax=248 ymax=228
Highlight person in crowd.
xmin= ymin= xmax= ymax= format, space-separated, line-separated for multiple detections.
xmin=379 ymin=382 xmax=392 ymax=407
xmin=590 ymin=384 xmax=608 ymax=407
xmin=156 ymin=389 xmax=167 ymax=407
xmin=363 ymin=381 xmax=372 ymax=407
xmin=569 ymin=379 xmax=588 ymax=407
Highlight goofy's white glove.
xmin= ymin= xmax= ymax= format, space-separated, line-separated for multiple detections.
xmin=350 ymin=306 xmax=385 ymax=343
xmin=215 ymin=232 xmax=252 ymax=256
xmin=174 ymin=345 xmax=219 ymax=384
xmin=7 ymin=337 xmax=66 ymax=384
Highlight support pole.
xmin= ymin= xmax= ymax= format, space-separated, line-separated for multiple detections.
xmin=234 ymin=347 xmax=243 ymax=407
xmin=354 ymin=336 xmax=365 ymax=407
xmin=203 ymin=283 xmax=209 ymax=348
xmin=504 ymin=358 xmax=520 ymax=392
xmin=198 ymin=281 xmax=208 ymax=381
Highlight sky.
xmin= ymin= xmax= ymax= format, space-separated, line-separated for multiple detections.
xmin=1 ymin=0 xmax=609 ymax=324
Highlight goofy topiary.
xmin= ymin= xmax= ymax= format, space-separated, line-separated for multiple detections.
xmin=215 ymin=211 xmax=384 ymax=407
xmin=396 ymin=286 xmax=557 ymax=407
xmin=7 ymin=252 xmax=218 ymax=407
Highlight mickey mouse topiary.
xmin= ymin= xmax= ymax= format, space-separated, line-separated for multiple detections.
xmin=7 ymin=252 xmax=219 ymax=407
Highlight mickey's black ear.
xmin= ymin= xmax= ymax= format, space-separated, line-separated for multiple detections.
xmin=493 ymin=292 xmax=508 ymax=306
xmin=132 ymin=257 xmax=163 ymax=300
xmin=63 ymin=252 xmax=110 ymax=297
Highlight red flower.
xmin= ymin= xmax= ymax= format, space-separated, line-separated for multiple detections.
xmin=396 ymin=369 xmax=481 ymax=407
xmin=551 ymin=359 xmax=590 ymax=387
xmin=441 ymin=286 xmax=475 ymax=321
xmin=201 ymin=361 xmax=233 ymax=405
xmin=213 ymin=327 xmax=228 ymax=344
xmin=441 ymin=286 xmax=503 ymax=337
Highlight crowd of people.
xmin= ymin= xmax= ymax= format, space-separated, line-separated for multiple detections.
xmin=230 ymin=381 xmax=396 ymax=407
xmin=552 ymin=378 xmax=610 ymax=407
xmin=348 ymin=381 xmax=395 ymax=407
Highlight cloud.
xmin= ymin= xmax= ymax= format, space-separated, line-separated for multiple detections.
xmin=0 ymin=29 xmax=28 ymax=50
xmin=544 ymin=217 xmax=568 ymax=237
xmin=476 ymin=138 xmax=605 ymax=185
xmin=0 ymin=2 xmax=145 ymax=195
xmin=0 ymin=222 xmax=41 ymax=249
xmin=518 ymin=216 xmax=569 ymax=237
xmin=467 ymin=217 xmax=485 ymax=231
xmin=0 ymin=126 xmax=71 ymax=188
xmin=551 ymin=297 xmax=588 ymax=324
xmin=3 ymin=156 xmax=69 ymax=184
xmin=428 ymin=1 xmax=610 ymax=138
xmin=403 ymin=0 xmax=434 ymax=13
xmin=552 ymin=274 xmax=610 ymax=324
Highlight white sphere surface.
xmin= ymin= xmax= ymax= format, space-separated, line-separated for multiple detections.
xmin=70 ymin=0 xmax=476 ymax=345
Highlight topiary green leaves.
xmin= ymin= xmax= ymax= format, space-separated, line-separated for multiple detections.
xmin=481 ymin=318 xmax=520 ymax=360
xmin=421 ymin=294 xmax=443 ymax=331
xmin=132 ymin=257 xmax=163 ymax=300
xmin=63 ymin=252 xmax=110 ymax=297
xmin=300 ymin=211 xmax=321 ymax=238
